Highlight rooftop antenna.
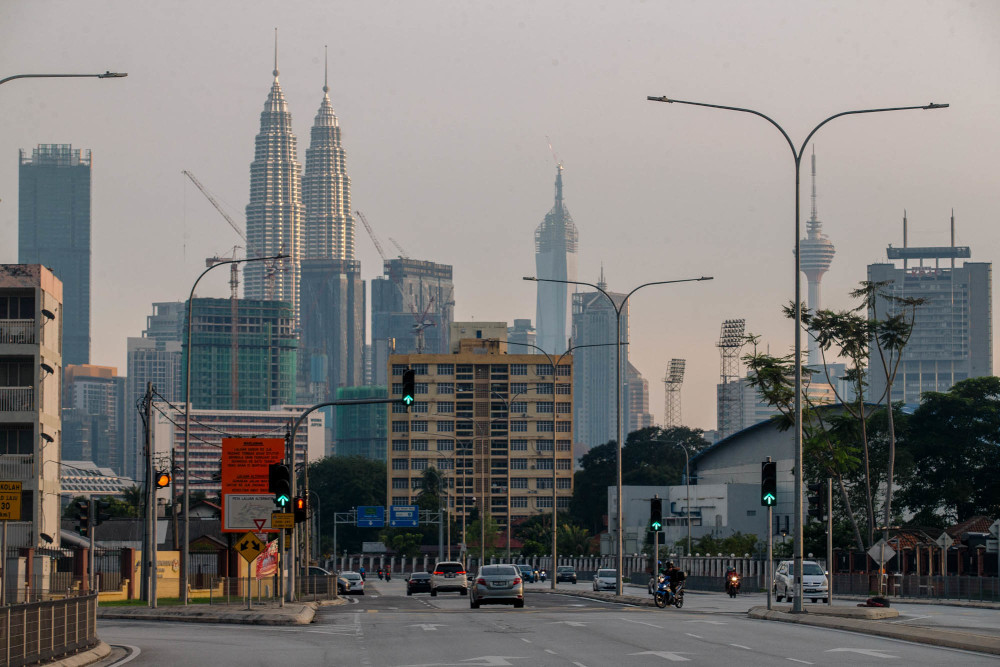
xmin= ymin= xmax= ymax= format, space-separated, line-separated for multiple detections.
xmin=903 ymin=210 xmax=908 ymax=270
xmin=273 ymin=28 xmax=279 ymax=79
xmin=323 ymin=45 xmax=329 ymax=94
xmin=809 ymin=146 xmax=818 ymax=222
xmin=951 ymin=208 xmax=955 ymax=269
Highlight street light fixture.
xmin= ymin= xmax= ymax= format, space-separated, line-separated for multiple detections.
xmin=180 ymin=253 xmax=287 ymax=604
xmin=647 ymin=93 xmax=947 ymax=612
xmin=0 ymin=71 xmax=128 ymax=87
xmin=524 ymin=274 xmax=712 ymax=595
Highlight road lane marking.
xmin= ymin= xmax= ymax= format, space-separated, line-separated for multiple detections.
xmin=730 ymin=644 xmax=752 ymax=650
xmin=629 ymin=651 xmax=691 ymax=662
xmin=107 ymin=645 xmax=142 ymax=666
xmin=544 ymin=649 xmax=558 ymax=655
xmin=827 ymin=648 xmax=899 ymax=659
xmin=786 ymin=659 xmax=813 ymax=665
xmin=890 ymin=614 xmax=934 ymax=624
xmin=684 ymin=633 xmax=703 ymax=639
xmin=521 ymin=638 xmax=532 ymax=643
xmin=620 ymin=617 xmax=663 ymax=628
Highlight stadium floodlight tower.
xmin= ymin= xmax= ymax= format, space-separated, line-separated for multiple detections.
xmin=662 ymin=358 xmax=686 ymax=428
xmin=799 ymin=148 xmax=836 ymax=367
xmin=716 ymin=319 xmax=746 ymax=439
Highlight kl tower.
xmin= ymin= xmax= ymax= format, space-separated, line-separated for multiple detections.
xmin=799 ymin=148 xmax=836 ymax=367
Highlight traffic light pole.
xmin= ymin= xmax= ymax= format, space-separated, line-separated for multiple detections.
xmin=827 ymin=476 xmax=833 ymax=607
xmin=89 ymin=497 xmax=95 ymax=592
xmin=767 ymin=504 xmax=773 ymax=611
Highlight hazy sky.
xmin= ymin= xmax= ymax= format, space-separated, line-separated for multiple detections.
xmin=2 ymin=0 xmax=998 ymax=432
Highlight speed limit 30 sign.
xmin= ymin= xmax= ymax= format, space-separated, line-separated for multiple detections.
xmin=0 ymin=481 xmax=22 ymax=521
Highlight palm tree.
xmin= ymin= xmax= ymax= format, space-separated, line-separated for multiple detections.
xmin=121 ymin=485 xmax=143 ymax=518
xmin=558 ymin=524 xmax=593 ymax=556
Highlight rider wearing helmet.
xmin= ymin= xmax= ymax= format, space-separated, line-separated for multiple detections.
xmin=661 ymin=561 xmax=685 ymax=596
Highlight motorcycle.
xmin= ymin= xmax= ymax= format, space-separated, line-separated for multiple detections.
xmin=538 ymin=570 xmax=547 ymax=582
xmin=653 ymin=579 xmax=685 ymax=609
xmin=726 ymin=573 xmax=741 ymax=598
xmin=648 ymin=573 xmax=665 ymax=595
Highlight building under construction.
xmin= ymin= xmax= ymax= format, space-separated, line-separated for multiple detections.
xmin=370 ymin=258 xmax=454 ymax=385
xmin=183 ymin=298 xmax=297 ymax=411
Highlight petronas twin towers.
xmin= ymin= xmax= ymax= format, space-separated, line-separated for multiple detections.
xmin=243 ymin=43 xmax=356 ymax=323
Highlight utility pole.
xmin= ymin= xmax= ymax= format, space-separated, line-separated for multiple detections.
xmin=144 ymin=382 xmax=157 ymax=607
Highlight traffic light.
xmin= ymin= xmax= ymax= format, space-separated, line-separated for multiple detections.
xmin=94 ymin=500 xmax=111 ymax=527
xmin=649 ymin=496 xmax=662 ymax=531
xmin=269 ymin=462 xmax=291 ymax=508
xmin=401 ymin=369 xmax=416 ymax=407
xmin=155 ymin=471 xmax=171 ymax=488
xmin=293 ymin=496 xmax=307 ymax=523
xmin=807 ymin=481 xmax=826 ymax=521
xmin=75 ymin=500 xmax=90 ymax=536
xmin=761 ymin=461 xmax=777 ymax=506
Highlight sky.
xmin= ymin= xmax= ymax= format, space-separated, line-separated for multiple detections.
xmin=2 ymin=0 xmax=998 ymax=433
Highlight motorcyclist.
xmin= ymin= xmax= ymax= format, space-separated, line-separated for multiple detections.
xmin=725 ymin=566 xmax=740 ymax=593
xmin=660 ymin=561 xmax=685 ymax=599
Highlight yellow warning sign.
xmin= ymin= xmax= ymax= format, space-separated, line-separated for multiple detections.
xmin=236 ymin=531 xmax=265 ymax=563
xmin=0 ymin=481 xmax=22 ymax=521
xmin=271 ymin=512 xmax=294 ymax=530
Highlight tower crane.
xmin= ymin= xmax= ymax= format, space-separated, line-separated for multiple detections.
xmin=355 ymin=210 xmax=387 ymax=263
xmin=387 ymin=237 xmax=410 ymax=259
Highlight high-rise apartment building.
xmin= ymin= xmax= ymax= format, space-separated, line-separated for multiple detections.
xmin=183 ymin=298 xmax=297 ymax=411
xmin=243 ymin=54 xmax=304 ymax=324
xmin=867 ymin=215 xmax=992 ymax=404
xmin=125 ymin=302 xmax=184 ymax=482
xmin=371 ymin=258 xmax=454 ymax=384
xmin=387 ymin=340 xmax=574 ymax=541
xmin=18 ymin=145 xmax=92 ymax=366
xmin=626 ymin=362 xmax=654 ymax=433
xmin=334 ymin=385 xmax=388 ymax=460
xmin=534 ymin=165 xmax=578 ymax=356
xmin=571 ymin=271 xmax=628 ymax=451
xmin=62 ymin=364 xmax=126 ymax=475
xmin=0 ymin=265 xmax=63 ymax=547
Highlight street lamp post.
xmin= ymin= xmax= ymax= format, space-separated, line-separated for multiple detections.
xmin=646 ymin=439 xmax=691 ymax=558
xmin=0 ymin=71 xmax=127 ymax=87
xmin=506 ymin=340 xmax=622 ymax=589
xmin=648 ymin=94 xmax=947 ymax=612
xmin=525 ymin=275 xmax=712 ymax=595
xmin=181 ymin=253 xmax=286 ymax=604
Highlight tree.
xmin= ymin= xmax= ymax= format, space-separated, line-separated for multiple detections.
xmin=121 ymin=485 xmax=143 ymax=518
xmin=309 ymin=456 xmax=386 ymax=555
xmin=558 ymin=523 xmax=595 ymax=556
xmin=384 ymin=532 xmax=422 ymax=558
xmin=897 ymin=376 xmax=1000 ymax=521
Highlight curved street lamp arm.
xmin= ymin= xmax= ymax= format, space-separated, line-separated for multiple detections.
xmin=526 ymin=275 xmax=713 ymax=317
xmin=798 ymin=104 xmax=947 ymax=157
xmin=1 ymin=71 xmax=127 ymax=86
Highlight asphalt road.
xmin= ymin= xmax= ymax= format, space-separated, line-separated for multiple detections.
xmin=95 ymin=579 xmax=998 ymax=666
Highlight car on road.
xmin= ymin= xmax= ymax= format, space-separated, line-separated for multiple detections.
xmin=517 ymin=564 xmax=536 ymax=583
xmin=430 ymin=561 xmax=468 ymax=596
xmin=406 ymin=571 xmax=432 ymax=595
xmin=469 ymin=564 xmax=525 ymax=608
xmin=339 ymin=570 xmax=365 ymax=595
xmin=593 ymin=568 xmax=617 ymax=591
xmin=555 ymin=566 xmax=577 ymax=584
xmin=773 ymin=559 xmax=829 ymax=603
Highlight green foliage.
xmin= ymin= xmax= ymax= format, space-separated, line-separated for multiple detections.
xmin=682 ymin=531 xmax=761 ymax=557
xmin=309 ymin=455 xmax=386 ymax=555
xmin=897 ymin=376 xmax=1000 ymax=521
xmin=466 ymin=512 xmax=500 ymax=558
xmin=383 ymin=532 xmax=422 ymax=558
xmin=569 ymin=426 xmax=709 ymax=535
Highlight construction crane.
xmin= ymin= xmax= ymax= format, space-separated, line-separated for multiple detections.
xmin=387 ymin=237 xmax=410 ymax=259
xmin=355 ymin=210 xmax=387 ymax=262
xmin=409 ymin=295 xmax=436 ymax=354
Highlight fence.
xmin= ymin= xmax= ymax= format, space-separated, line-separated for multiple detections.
xmin=0 ymin=593 xmax=98 ymax=667
xmin=834 ymin=573 xmax=1000 ymax=602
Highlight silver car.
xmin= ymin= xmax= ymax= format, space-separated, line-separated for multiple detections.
xmin=339 ymin=570 xmax=365 ymax=595
xmin=469 ymin=564 xmax=524 ymax=608
xmin=593 ymin=568 xmax=617 ymax=591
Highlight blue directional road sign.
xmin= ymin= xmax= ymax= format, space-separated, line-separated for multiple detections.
xmin=356 ymin=505 xmax=385 ymax=528
xmin=389 ymin=505 xmax=419 ymax=528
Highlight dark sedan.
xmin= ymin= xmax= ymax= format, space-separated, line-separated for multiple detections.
xmin=407 ymin=571 xmax=432 ymax=595
xmin=555 ymin=566 xmax=577 ymax=583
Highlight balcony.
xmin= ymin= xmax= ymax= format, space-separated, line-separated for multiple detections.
xmin=0 ymin=320 xmax=35 ymax=345
xmin=0 ymin=387 xmax=34 ymax=412
xmin=0 ymin=454 xmax=34 ymax=480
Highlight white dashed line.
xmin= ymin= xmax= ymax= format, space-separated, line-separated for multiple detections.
xmin=521 ymin=638 xmax=532 ymax=643
xmin=545 ymin=649 xmax=558 ymax=655
xmin=684 ymin=632 xmax=703 ymax=639
xmin=730 ymin=644 xmax=752 ymax=650
xmin=787 ymin=659 xmax=814 ymax=665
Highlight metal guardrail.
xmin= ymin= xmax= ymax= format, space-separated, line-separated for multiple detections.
xmin=1 ymin=593 xmax=98 ymax=667
xmin=0 ymin=387 xmax=33 ymax=412
xmin=0 ymin=320 xmax=35 ymax=345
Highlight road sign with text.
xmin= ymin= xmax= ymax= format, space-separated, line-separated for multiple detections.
xmin=389 ymin=505 xmax=419 ymax=527
xmin=0 ymin=481 xmax=21 ymax=521
xmin=356 ymin=505 xmax=385 ymax=528
xmin=221 ymin=438 xmax=285 ymax=533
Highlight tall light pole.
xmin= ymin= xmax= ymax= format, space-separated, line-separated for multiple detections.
xmin=647 ymin=438 xmax=692 ymax=558
xmin=525 ymin=275 xmax=712 ymax=595
xmin=181 ymin=253 xmax=286 ymax=604
xmin=506 ymin=340 xmax=622 ymax=589
xmin=0 ymin=71 xmax=127 ymax=87
xmin=648 ymin=94 xmax=948 ymax=612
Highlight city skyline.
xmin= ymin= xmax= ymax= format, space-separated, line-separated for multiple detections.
xmin=2 ymin=1 xmax=998 ymax=432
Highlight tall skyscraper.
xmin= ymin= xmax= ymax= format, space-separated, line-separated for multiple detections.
xmin=371 ymin=258 xmax=454 ymax=384
xmin=244 ymin=43 xmax=304 ymax=323
xmin=298 ymin=56 xmax=365 ymax=413
xmin=571 ymin=270 xmax=628 ymax=451
xmin=626 ymin=362 xmax=654 ymax=433
xmin=867 ymin=213 xmax=992 ymax=404
xmin=62 ymin=364 xmax=126 ymax=474
xmin=183 ymin=298 xmax=298 ymax=411
xmin=799 ymin=149 xmax=836 ymax=367
xmin=534 ymin=165 xmax=579 ymax=356
xmin=125 ymin=302 xmax=184 ymax=481
xmin=507 ymin=319 xmax=536 ymax=354
xmin=302 ymin=53 xmax=355 ymax=262
xmin=18 ymin=144 xmax=92 ymax=366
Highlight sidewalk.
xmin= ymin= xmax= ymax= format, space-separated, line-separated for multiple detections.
xmin=95 ymin=598 xmax=331 ymax=625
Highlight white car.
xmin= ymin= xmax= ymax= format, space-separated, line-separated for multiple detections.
xmin=773 ymin=560 xmax=828 ymax=603
xmin=430 ymin=561 xmax=468 ymax=596
xmin=592 ymin=568 xmax=617 ymax=591
xmin=339 ymin=570 xmax=365 ymax=595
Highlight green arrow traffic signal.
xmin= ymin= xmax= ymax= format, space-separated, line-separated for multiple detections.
xmin=401 ymin=369 xmax=416 ymax=407
xmin=651 ymin=520 xmax=662 ymax=531
xmin=763 ymin=492 xmax=776 ymax=506
xmin=275 ymin=494 xmax=290 ymax=507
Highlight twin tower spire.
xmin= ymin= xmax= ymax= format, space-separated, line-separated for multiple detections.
xmin=244 ymin=31 xmax=356 ymax=321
